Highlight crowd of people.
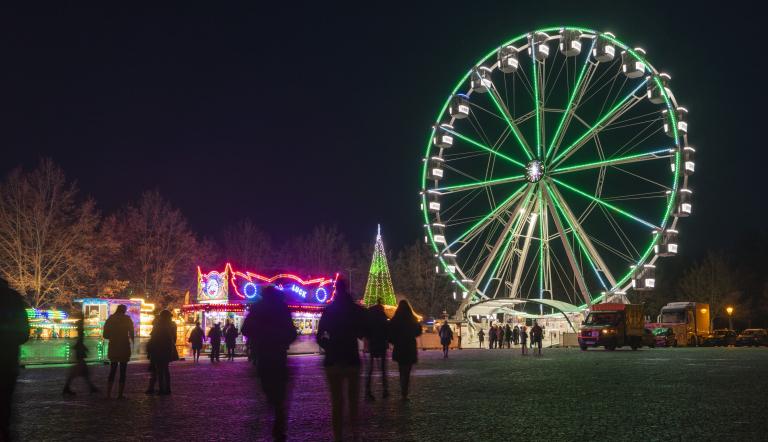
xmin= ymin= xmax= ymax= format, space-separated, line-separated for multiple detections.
xmin=477 ymin=322 xmax=544 ymax=356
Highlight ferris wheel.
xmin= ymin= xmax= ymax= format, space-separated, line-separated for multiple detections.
xmin=419 ymin=27 xmax=694 ymax=315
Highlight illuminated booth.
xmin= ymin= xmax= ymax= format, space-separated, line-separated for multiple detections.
xmin=181 ymin=263 xmax=338 ymax=337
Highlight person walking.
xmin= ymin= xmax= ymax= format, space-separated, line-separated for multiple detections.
xmin=496 ymin=326 xmax=504 ymax=349
xmin=520 ymin=326 xmax=528 ymax=356
xmin=512 ymin=325 xmax=520 ymax=346
xmin=504 ymin=324 xmax=512 ymax=349
xmin=531 ymin=321 xmax=543 ymax=356
xmin=477 ymin=328 xmax=485 ymax=348
xmin=242 ymin=286 xmax=297 ymax=442
xmin=62 ymin=320 xmax=98 ymax=396
xmin=317 ymin=279 xmax=366 ymax=442
xmin=188 ymin=321 xmax=204 ymax=363
xmin=365 ymin=299 xmax=389 ymax=401
xmin=438 ymin=321 xmax=453 ymax=359
xmin=388 ymin=300 xmax=422 ymax=402
xmin=148 ymin=310 xmax=178 ymax=395
xmin=225 ymin=320 xmax=238 ymax=361
xmin=488 ymin=325 xmax=496 ymax=349
xmin=208 ymin=323 xmax=222 ymax=362
xmin=103 ymin=304 xmax=134 ymax=399
xmin=0 ymin=278 xmax=29 ymax=442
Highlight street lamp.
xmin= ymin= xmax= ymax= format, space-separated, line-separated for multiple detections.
xmin=726 ymin=306 xmax=734 ymax=330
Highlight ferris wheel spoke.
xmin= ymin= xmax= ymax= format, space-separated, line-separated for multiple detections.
xmin=444 ymin=129 xmax=526 ymax=168
xmin=444 ymin=183 xmax=528 ymax=250
xmin=550 ymin=147 xmax=673 ymax=175
xmin=550 ymin=78 xmax=648 ymax=169
xmin=433 ymin=174 xmax=526 ymax=195
xmin=458 ymin=187 xmax=534 ymax=310
xmin=507 ymin=195 xmax=539 ymax=298
xmin=547 ymin=181 xmax=617 ymax=288
xmin=546 ymin=39 xmax=597 ymax=161
xmin=541 ymin=183 xmax=592 ymax=304
xmin=487 ymin=86 xmax=535 ymax=160
xmin=551 ymin=177 xmax=659 ymax=230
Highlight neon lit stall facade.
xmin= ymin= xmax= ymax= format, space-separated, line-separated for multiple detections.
xmin=181 ymin=264 xmax=337 ymax=341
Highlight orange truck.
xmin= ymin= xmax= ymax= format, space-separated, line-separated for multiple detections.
xmin=656 ymin=302 xmax=711 ymax=346
xmin=578 ymin=303 xmax=645 ymax=351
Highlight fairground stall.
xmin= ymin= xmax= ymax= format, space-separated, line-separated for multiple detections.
xmin=181 ymin=264 xmax=338 ymax=344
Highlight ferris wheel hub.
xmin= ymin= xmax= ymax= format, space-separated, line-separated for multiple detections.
xmin=525 ymin=159 xmax=544 ymax=183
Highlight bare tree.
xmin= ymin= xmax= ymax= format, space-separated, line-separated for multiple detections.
xmin=221 ymin=219 xmax=272 ymax=269
xmin=116 ymin=191 xmax=198 ymax=307
xmin=391 ymin=240 xmax=457 ymax=318
xmin=679 ymin=251 xmax=740 ymax=330
xmin=0 ymin=159 xmax=100 ymax=307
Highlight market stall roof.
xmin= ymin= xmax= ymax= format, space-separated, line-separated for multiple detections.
xmin=465 ymin=298 xmax=584 ymax=332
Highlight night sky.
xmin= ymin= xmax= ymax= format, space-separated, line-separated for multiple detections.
xmin=2 ymin=2 xmax=766 ymax=256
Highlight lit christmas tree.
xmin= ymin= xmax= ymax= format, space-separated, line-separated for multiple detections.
xmin=363 ymin=225 xmax=397 ymax=307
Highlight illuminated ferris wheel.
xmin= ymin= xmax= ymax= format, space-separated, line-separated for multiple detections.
xmin=419 ymin=27 xmax=694 ymax=315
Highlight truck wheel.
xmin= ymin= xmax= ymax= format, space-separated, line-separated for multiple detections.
xmin=580 ymin=345 xmax=588 ymax=351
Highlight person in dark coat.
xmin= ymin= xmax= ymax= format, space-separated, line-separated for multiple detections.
xmin=531 ymin=321 xmax=543 ymax=356
xmin=208 ymin=323 xmax=222 ymax=362
xmin=477 ymin=328 xmax=485 ymax=348
xmin=188 ymin=321 xmax=204 ymax=363
xmin=148 ymin=310 xmax=177 ymax=395
xmin=504 ymin=324 xmax=512 ymax=349
xmin=224 ymin=320 xmax=238 ymax=361
xmin=0 ymin=278 xmax=29 ymax=441
xmin=512 ymin=325 xmax=520 ymax=346
xmin=242 ymin=286 xmax=297 ymax=442
xmin=103 ymin=304 xmax=134 ymax=399
xmin=317 ymin=278 xmax=366 ymax=442
xmin=388 ymin=300 xmax=422 ymax=402
xmin=438 ymin=321 xmax=453 ymax=359
xmin=365 ymin=299 xmax=389 ymax=401
xmin=488 ymin=325 xmax=496 ymax=349
xmin=62 ymin=320 xmax=98 ymax=395
xmin=520 ymin=326 xmax=528 ymax=356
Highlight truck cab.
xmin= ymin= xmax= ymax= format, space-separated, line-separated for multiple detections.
xmin=657 ymin=302 xmax=710 ymax=346
xmin=578 ymin=303 xmax=644 ymax=351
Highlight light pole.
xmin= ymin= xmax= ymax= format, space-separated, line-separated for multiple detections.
xmin=726 ymin=306 xmax=734 ymax=330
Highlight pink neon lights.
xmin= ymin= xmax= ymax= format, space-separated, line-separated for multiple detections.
xmin=197 ymin=263 xmax=338 ymax=304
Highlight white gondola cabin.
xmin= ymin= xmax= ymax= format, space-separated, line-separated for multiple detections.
xmin=449 ymin=94 xmax=470 ymax=119
xmin=663 ymin=107 xmax=688 ymax=137
xmin=647 ymin=73 xmax=671 ymax=104
xmin=528 ymin=32 xmax=550 ymax=61
xmin=428 ymin=193 xmax=441 ymax=213
xmin=497 ymin=45 xmax=519 ymax=73
xmin=429 ymin=156 xmax=444 ymax=180
xmin=621 ymin=48 xmax=646 ymax=78
xmin=632 ymin=264 xmax=656 ymax=291
xmin=559 ymin=29 xmax=582 ymax=57
xmin=675 ymin=188 xmax=692 ymax=217
xmin=432 ymin=123 xmax=454 ymax=148
xmin=470 ymin=67 xmax=493 ymax=93
xmin=593 ymin=32 xmax=616 ymax=62
xmin=654 ymin=229 xmax=679 ymax=257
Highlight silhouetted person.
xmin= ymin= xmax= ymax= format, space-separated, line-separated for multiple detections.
xmin=477 ymin=329 xmax=485 ymax=348
xmin=496 ymin=326 xmax=503 ymax=349
xmin=439 ymin=321 xmax=453 ymax=359
xmin=0 ymin=278 xmax=29 ymax=442
xmin=224 ymin=320 xmax=238 ymax=361
xmin=103 ymin=304 xmax=134 ymax=399
xmin=504 ymin=324 xmax=512 ymax=349
xmin=148 ymin=310 xmax=177 ymax=395
xmin=62 ymin=320 xmax=98 ymax=396
xmin=317 ymin=279 xmax=366 ymax=442
xmin=145 ymin=314 xmax=160 ymax=394
xmin=242 ymin=286 xmax=297 ymax=442
xmin=520 ymin=326 xmax=528 ymax=356
xmin=489 ymin=325 xmax=496 ymax=349
xmin=365 ymin=299 xmax=389 ymax=401
xmin=188 ymin=321 xmax=204 ymax=363
xmin=531 ymin=321 xmax=543 ymax=356
xmin=388 ymin=300 xmax=422 ymax=402
xmin=512 ymin=325 xmax=520 ymax=346
xmin=208 ymin=323 xmax=222 ymax=362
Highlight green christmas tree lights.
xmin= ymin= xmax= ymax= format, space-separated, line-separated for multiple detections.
xmin=363 ymin=225 xmax=397 ymax=307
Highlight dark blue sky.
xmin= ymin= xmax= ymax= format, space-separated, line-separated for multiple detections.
xmin=2 ymin=2 xmax=765 ymax=256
